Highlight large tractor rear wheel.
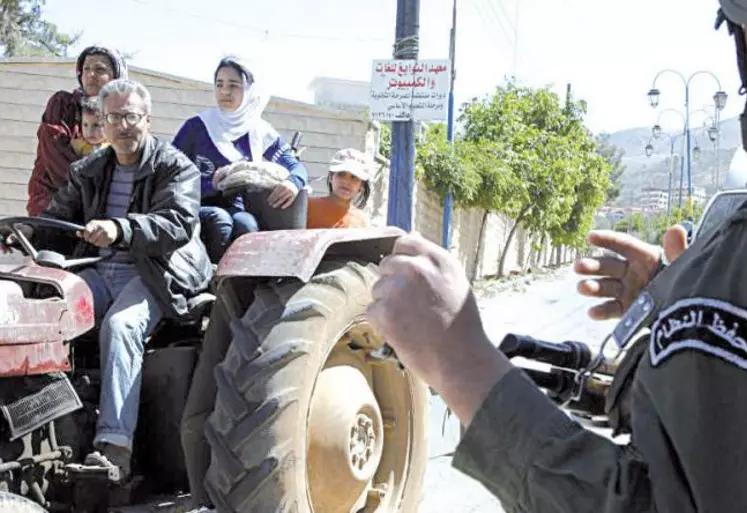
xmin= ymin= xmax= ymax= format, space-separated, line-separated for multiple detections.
xmin=205 ymin=260 xmax=429 ymax=513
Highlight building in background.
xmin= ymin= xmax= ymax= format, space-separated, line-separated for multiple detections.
xmin=637 ymin=186 xmax=708 ymax=212
xmin=308 ymin=77 xmax=370 ymax=115
xmin=639 ymin=188 xmax=669 ymax=212
xmin=692 ymin=185 xmax=708 ymax=205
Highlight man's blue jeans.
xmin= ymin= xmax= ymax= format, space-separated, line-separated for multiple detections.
xmin=78 ymin=262 xmax=163 ymax=451
xmin=199 ymin=205 xmax=259 ymax=264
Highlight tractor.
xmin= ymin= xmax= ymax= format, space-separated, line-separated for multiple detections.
xmin=0 ymin=135 xmax=429 ymax=513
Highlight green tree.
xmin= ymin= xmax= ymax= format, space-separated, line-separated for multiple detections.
xmin=594 ymin=133 xmax=626 ymax=203
xmin=646 ymin=203 xmax=704 ymax=245
xmin=613 ymin=212 xmax=645 ymax=234
xmin=415 ymin=123 xmax=513 ymax=276
xmin=458 ymin=81 xmax=608 ymax=275
xmin=549 ymin=144 xmax=610 ymax=248
xmin=414 ymin=123 xmax=482 ymax=205
xmin=0 ymin=0 xmax=79 ymax=57
xmin=413 ymin=81 xmax=610 ymax=278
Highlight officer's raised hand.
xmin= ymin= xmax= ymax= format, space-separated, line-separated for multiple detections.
xmin=574 ymin=226 xmax=688 ymax=320
xmin=366 ymin=233 xmax=509 ymax=425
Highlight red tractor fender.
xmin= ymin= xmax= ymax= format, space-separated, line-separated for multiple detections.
xmin=216 ymin=227 xmax=407 ymax=282
xmin=0 ymin=261 xmax=95 ymax=377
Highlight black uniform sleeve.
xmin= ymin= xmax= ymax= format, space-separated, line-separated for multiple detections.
xmin=452 ymin=368 xmax=652 ymax=513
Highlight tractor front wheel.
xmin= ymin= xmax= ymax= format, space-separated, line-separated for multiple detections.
xmin=205 ymin=260 xmax=429 ymax=513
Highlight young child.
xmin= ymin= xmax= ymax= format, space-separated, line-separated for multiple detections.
xmin=70 ymin=97 xmax=109 ymax=157
xmin=307 ymin=148 xmax=371 ymax=229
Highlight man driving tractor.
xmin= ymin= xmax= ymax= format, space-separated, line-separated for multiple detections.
xmin=4 ymin=77 xmax=213 ymax=484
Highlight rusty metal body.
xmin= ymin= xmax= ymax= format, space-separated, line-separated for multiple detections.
xmin=0 ymin=258 xmax=94 ymax=377
xmin=216 ymin=227 xmax=405 ymax=281
xmin=0 ymin=247 xmax=206 ymax=510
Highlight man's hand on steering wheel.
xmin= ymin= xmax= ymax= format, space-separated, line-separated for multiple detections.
xmin=0 ymin=216 xmax=112 ymax=270
xmin=76 ymin=219 xmax=120 ymax=248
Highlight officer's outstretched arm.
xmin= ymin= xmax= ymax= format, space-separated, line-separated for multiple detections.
xmin=452 ymin=367 xmax=653 ymax=513
xmin=454 ymin=213 xmax=747 ymax=513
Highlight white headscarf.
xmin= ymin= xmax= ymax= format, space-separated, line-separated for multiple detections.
xmin=198 ymin=56 xmax=278 ymax=164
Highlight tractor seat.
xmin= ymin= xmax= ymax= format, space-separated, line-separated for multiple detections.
xmin=146 ymin=292 xmax=216 ymax=349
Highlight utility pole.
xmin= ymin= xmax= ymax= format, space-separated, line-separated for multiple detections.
xmin=387 ymin=0 xmax=421 ymax=230
xmin=441 ymin=0 xmax=457 ymax=248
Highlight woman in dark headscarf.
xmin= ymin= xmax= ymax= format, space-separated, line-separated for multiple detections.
xmin=26 ymin=45 xmax=128 ymax=217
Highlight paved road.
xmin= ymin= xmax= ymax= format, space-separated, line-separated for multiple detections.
xmin=420 ymin=266 xmax=620 ymax=513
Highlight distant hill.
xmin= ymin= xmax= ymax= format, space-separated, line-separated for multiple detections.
xmin=605 ymin=115 xmax=741 ymax=207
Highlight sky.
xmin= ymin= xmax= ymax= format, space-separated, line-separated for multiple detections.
xmin=40 ymin=0 xmax=746 ymax=135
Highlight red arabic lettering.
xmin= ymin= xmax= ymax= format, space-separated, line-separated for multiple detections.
xmin=386 ymin=76 xmax=429 ymax=90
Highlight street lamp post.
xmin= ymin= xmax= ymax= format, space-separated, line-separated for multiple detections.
xmin=690 ymin=108 xmax=721 ymax=187
xmin=699 ymin=113 xmax=722 ymax=188
xmin=659 ymin=106 xmax=721 ymax=189
xmin=647 ymin=69 xmax=727 ymax=213
xmin=644 ymin=131 xmax=685 ymax=216
xmin=648 ymin=108 xmax=687 ymax=214
xmin=709 ymin=123 xmax=721 ymax=188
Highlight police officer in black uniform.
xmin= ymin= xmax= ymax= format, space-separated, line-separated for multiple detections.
xmin=365 ymin=1 xmax=747 ymax=511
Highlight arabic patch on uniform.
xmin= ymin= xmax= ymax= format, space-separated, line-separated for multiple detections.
xmin=650 ymin=297 xmax=747 ymax=369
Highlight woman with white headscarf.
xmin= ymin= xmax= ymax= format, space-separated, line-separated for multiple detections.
xmin=172 ymin=56 xmax=308 ymax=264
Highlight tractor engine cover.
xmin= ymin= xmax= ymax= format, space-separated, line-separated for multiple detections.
xmin=0 ymin=261 xmax=95 ymax=377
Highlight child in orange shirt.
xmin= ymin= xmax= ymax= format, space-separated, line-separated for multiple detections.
xmin=70 ymin=97 xmax=109 ymax=157
xmin=307 ymin=148 xmax=371 ymax=229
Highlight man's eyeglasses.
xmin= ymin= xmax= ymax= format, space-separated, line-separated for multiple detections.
xmin=105 ymin=112 xmax=145 ymax=126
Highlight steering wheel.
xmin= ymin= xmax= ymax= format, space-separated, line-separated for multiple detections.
xmin=0 ymin=216 xmax=106 ymax=270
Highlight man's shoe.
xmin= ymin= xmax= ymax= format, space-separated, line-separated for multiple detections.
xmin=83 ymin=443 xmax=132 ymax=483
